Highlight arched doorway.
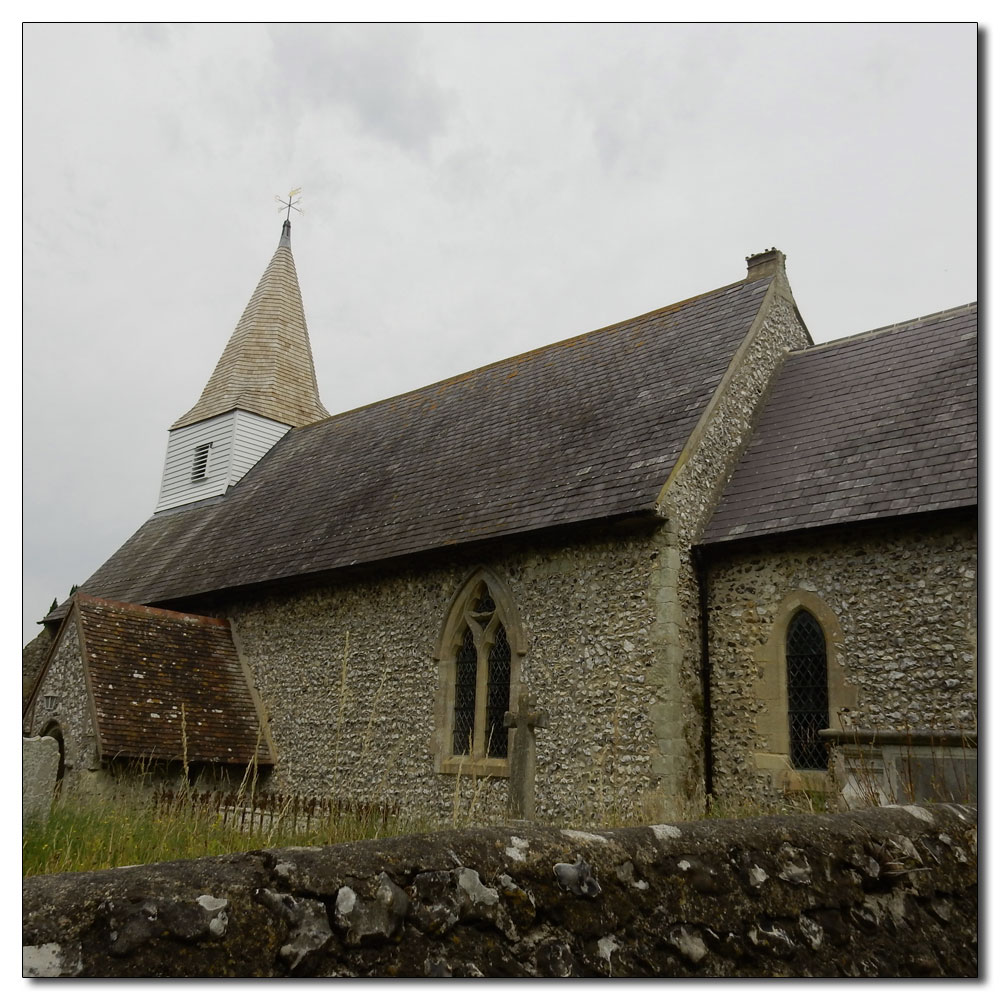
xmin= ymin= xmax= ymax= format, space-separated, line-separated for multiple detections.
xmin=39 ymin=721 xmax=66 ymax=788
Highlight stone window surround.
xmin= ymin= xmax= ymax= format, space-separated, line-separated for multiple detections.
xmin=753 ymin=589 xmax=858 ymax=793
xmin=432 ymin=567 xmax=527 ymax=778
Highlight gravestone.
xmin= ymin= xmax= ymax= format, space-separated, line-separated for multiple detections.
xmin=23 ymin=736 xmax=60 ymax=826
xmin=503 ymin=691 xmax=548 ymax=821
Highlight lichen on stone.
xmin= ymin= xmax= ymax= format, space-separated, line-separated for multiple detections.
xmin=650 ymin=824 xmax=682 ymax=841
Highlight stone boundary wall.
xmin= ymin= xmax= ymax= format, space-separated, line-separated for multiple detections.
xmin=23 ymin=804 xmax=976 ymax=978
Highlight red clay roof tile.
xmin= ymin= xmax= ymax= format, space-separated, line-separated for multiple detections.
xmin=75 ymin=596 xmax=273 ymax=765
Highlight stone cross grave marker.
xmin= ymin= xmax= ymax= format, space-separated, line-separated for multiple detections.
xmin=503 ymin=690 xmax=549 ymax=821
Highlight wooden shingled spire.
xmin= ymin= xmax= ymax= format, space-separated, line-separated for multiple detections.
xmin=172 ymin=214 xmax=328 ymax=430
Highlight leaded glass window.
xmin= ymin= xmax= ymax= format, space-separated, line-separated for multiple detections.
xmin=486 ymin=625 xmax=511 ymax=757
xmin=453 ymin=628 xmax=478 ymax=755
xmin=450 ymin=582 xmax=512 ymax=760
xmin=786 ymin=610 xmax=829 ymax=770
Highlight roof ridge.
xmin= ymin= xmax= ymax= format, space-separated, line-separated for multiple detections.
xmin=789 ymin=302 xmax=977 ymax=357
xmin=75 ymin=593 xmax=229 ymax=627
xmin=64 ymin=266 xmax=785 ymax=608
xmin=305 ymin=274 xmax=773 ymax=427
xmin=703 ymin=297 xmax=977 ymax=546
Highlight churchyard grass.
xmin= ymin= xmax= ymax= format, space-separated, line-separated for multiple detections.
xmin=22 ymin=780 xmax=426 ymax=878
xmin=24 ymin=710 xmax=427 ymax=878
xmin=24 ymin=717 xmax=973 ymax=877
xmin=24 ymin=779 xmax=828 ymax=878
xmin=23 ymin=789 xmax=254 ymax=876
xmin=32 ymin=631 xmax=967 ymax=877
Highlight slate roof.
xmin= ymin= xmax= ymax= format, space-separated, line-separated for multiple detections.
xmin=701 ymin=303 xmax=978 ymax=545
xmin=172 ymin=221 xmax=328 ymax=429
xmin=69 ymin=596 xmax=273 ymax=765
xmin=69 ymin=273 xmax=777 ymax=608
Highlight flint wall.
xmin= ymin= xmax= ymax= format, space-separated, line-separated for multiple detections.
xmin=23 ymin=804 xmax=977 ymax=978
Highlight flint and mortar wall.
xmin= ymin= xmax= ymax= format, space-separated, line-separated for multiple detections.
xmin=222 ymin=526 xmax=668 ymax=825
xmin=23 ymin=611 xmax=99 ymax=794
xmin=22 ymin=804 xmax=977 ymax=978
xmin=23 ymin=628 xmax=55 ymax=712
xmin=704 ymin=511 xmax=977 ymax=799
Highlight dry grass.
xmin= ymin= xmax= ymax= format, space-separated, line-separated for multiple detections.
xmin=834 ymin=724 xmax=976 ymax=809
xmin=24 ymin=762 xmax=835 ymax=878
xmin=22 ymin=773 xmax=426 ymax=878
xmin=36 ymin=629 xmax=940 ymax=877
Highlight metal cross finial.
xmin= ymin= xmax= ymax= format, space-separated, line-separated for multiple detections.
xmin=275 ymin=187 xmax=303 ymax=221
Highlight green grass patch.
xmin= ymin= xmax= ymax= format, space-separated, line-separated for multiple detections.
xmin=23 ymin=787 xmax=426 ymax=878
xmin=24 ymin=778 xmax=834 ymax=878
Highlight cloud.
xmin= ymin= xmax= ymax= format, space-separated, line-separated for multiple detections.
xmin=266 ymin=25 xmax=456 ymax=157
xmin=20 ymin=24 xmax=976 ymax=646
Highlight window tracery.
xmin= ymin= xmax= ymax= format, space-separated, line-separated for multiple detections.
xmin=434 ymin=569 xmax=524 ymax=776
xmin=449 ymin=583 xmax=510 ymax=759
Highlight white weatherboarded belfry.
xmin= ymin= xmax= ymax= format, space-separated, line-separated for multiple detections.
xmin=23 ymin=221 xmax=978 ymax=820
xmin=155 ymin=220 xmax=328 ymax=513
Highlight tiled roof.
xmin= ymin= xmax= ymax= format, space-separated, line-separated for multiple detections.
xmin=701 ymin=303 xmax=977 ymax=545
xmin=70 ymin=275 xmax=776 ymax=608
xmin=74 ymin=596 xmax=273 ymax=765
xmin=172 ymin=221 xmax=328 ymax=429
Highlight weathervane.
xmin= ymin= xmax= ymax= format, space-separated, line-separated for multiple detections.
xmin=275 ymin=187 xmax=303 ymax=221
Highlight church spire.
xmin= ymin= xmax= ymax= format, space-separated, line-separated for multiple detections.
xmin=155 ymin=216 xmax=328 ymax=514
xmin=171 ymin=219 xmax=328 ymax=430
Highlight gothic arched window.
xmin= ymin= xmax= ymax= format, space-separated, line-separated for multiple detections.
xmin=451 ymin=586 xmax=510 ymax=758
xmin=785 ymin=609 xmax=830 ymax=770
xmin=435 ymin=569 xmax=525 ymax=776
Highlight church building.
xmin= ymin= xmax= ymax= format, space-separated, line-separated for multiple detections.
xmin=24 ymin=220 xmax=977 ymax=820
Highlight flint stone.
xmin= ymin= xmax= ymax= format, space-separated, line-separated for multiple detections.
xmin=22 ymin=808 xmax=977 ymax=977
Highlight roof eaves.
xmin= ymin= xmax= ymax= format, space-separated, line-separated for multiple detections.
xmin=700 ymin=499 xmax=978 ymax=550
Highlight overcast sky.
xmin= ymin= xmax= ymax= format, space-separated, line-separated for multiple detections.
xmin=22 ymin=23 xmax=977 ymax=644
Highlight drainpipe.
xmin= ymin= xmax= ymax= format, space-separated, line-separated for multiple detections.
xmin=692 ymin=545 xmax=714 ymax=805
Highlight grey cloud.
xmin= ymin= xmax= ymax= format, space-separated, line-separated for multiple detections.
xmin=267 ymin=25 xmax=456 ymax=156
xmin=570 ymin=27 xmax=742 ymax=177
xmin=21 ymin=24 xmax=976 ymax=645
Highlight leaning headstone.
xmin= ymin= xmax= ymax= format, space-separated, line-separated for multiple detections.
xmin=23 ymin=736 xmax=59 ymax=826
